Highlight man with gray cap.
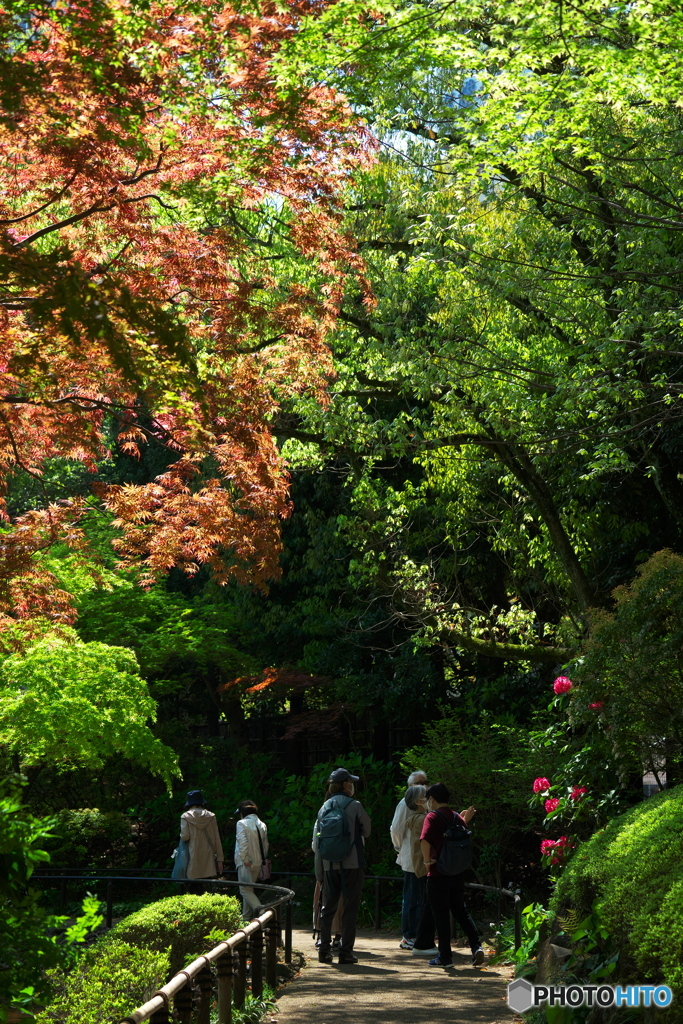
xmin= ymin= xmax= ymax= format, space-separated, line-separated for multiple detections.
xmin=313 ymin=767 xmax=371 ymax=964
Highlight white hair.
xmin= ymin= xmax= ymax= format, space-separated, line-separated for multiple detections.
xmin=407 ymin=770 xmax=427 ymax=785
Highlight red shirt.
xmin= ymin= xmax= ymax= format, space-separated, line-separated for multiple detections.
xmin=420 ymin=807 xmax=467 ymax=877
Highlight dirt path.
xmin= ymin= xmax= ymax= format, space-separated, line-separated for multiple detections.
xmin=276 ymin=928 xmax=516 ymax=1024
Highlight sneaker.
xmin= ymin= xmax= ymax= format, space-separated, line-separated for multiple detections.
xmin=318 ymin=952 xmax=333 ymax=964
xmin=399 ymin=938 xmax=414 ymax=950
xmin=428 ymin=956 xmax=453 ymax=967
xmin=338 ymin=954 xmax=359 ymax=964
xmin=472 ymin=947 xmax=485 ymax=966
xmin=411 ymin=946 xmax=439 ymax=957
xmin=332 ymin=935 xmax=342 ymax=951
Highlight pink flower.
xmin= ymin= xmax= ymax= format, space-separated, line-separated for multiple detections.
xmin=540 ymin=835 xmax=575 ymax=866
xmin=533 ymin=777 xmax=551 ymax=794
xmin=553 ymin=676 xmax=573 ymax=695
xmin=545 ymin=797 xmax=560 ymax=814
xmin=570 ymin=786 xmax=587 ymax=802
xmin=589 ymin=702 xmax=604 ymax=710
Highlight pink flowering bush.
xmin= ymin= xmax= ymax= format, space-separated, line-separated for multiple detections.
xmin=570 ymin=786 xmax=587 ymax=802
xmin=545 ymin=797 xmax=560 ymax=814
xmin=553 ymin=676 xmax=573 ymax=695
xmin=533 ymin=777 xmax=551 ymax=794
xmin=540 ymin=835 xmax=575 ymax=866
xmin=589 ymin=701 xmax=604 ymax=710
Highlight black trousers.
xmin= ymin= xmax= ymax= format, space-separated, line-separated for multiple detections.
xmin=426 ymin=873 xmax=480 ymax=962
xmin=319 ymin=867 xmax=364 ymax=957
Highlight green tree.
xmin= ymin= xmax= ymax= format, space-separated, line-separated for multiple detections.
xmin=0 ymin=630 xmax=179 ymax=788
xmin=270 ymin=0 xmax=683 ymax=673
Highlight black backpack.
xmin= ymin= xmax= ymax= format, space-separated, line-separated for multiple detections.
xmin=435 ymin=808 xmax=473 ymax=875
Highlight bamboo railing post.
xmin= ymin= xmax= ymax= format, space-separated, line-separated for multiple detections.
xmin=149 ymin=996 xmax=170 ymax=1024
xmin=216 ymin=949 xmax=233 ymax=1024
xmin=234 ymin=943 xmax=247 ymax=1008
xmin=250 ymin=926 xmax=264 ymax=999
xmin=265 ymin=921 xmax=277 ymax=990
xmin=174 ymin=979 xmax=193 ymax=1024
xmin=197 ymin=964 xmax=213 ymax=1024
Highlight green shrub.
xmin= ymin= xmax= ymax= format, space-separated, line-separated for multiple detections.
xmin=37 ymin=893 xmax=243 ymax=1024
xmin=107 ymin=893 xmax=242 ymax=974
xmin=402 ymin=711 xmax=562 ymax=886
xmin=45 ymin=808 xmax=135 ymax=869
xmin=36 ymin=941 xmax=169 ymax=1024
xmin=552 ymin=784 xmax=683 ymax=997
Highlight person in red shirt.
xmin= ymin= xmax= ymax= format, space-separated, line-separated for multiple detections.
xmin=419 ymin=782 xmax=485 ymax=968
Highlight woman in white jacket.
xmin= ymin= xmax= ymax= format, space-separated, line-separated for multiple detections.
xmin=234 ymin=799 xmax=269 ymax=918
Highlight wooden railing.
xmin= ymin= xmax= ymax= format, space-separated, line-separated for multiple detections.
xmin=32 ymin=875 xmax=295 ymax=1024
xmin=120 ymin=902 xmax=286 ymax=1024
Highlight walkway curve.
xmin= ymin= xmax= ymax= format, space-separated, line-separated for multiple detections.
xmin=276 ymin=928 xmax=517 ymax=1024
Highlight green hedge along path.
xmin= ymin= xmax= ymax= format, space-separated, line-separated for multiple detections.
xmin=553 ymin=783 xmax=683 ymax=1002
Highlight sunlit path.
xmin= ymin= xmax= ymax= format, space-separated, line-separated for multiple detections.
xmin=276 ymin=929 xmax=516 ymax=1024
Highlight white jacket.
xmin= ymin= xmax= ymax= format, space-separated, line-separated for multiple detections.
xmin=234 ymin=813 xmax=269 ymax=868
xmin=390 ymin=798 xmax=413 ymax=870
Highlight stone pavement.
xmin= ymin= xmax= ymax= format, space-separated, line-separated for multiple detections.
xmin=275 ymin=928 xmax=517 ymax=1024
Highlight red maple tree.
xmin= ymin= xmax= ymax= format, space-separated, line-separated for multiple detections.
xmin=0 ymin=0 xmax=371 ymax=628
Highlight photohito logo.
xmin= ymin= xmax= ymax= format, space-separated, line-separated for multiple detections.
xmin=507 ymin=979 xmax=673 ymax=1013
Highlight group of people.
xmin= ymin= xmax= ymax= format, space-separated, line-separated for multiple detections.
xmin=389 ymin=770 xmax=484 ymax=968
xmin=313 ymin=767 xmax=484 ymax=968
xmin=178 ymin=789 xmax=269 ymax=918
xmin=176 ymin=766 xmax=484 ymax=970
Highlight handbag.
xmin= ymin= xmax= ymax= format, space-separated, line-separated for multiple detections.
xmin=171 ymin=838 xmax=189 ymax=880
xmin=256 ymin=825 xmax=271 ymax=881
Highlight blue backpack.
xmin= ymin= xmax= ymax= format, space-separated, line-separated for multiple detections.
xmin=315 ymin=796 xmax=355 ymax=863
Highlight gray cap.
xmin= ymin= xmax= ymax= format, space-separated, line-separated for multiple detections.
xmin=328 ymin=767 xmax=359 ymax=783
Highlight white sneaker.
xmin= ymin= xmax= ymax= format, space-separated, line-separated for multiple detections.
xmin=411 ymin=946 xmax=439 ymax=957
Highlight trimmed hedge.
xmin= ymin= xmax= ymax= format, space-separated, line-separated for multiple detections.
xmin=552 ymin=784 xmax=683 ymax=996
xmin=36 ymin=893 xmax=242 ymax=1024
xmin=108 ymin=892 xmax=242 ymax=974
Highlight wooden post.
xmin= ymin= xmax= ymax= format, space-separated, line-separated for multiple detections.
xmin=217 ymin=949 xmax=233 ymax=1024
xmin=265 ymin=921 xmax=277 ymax=990
xmin=251 ymin=927 xmax=264 ymax=999
xmin=284 ymin=900 xmax=292 ymax=964
xmin=174 ymin=979 xmax=194 ymax=1024
xmin=197 ymin=964 xmax=213 ymax=1024
xmin=234 ymin=943 xmax=247 ymax=1008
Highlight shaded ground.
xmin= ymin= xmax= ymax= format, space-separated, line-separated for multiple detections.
xmin=276 ymin=928 xmax=517 ymax=1024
